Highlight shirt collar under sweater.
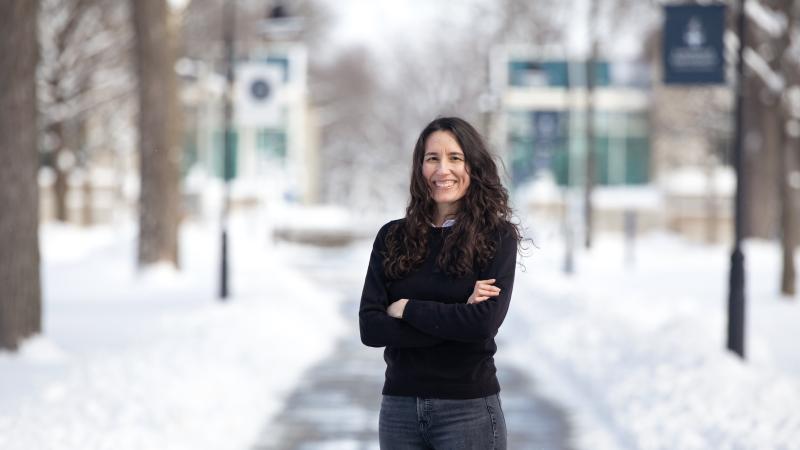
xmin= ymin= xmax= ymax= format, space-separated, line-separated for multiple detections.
xmin=432 ymin=218 xmax=456 ymax=228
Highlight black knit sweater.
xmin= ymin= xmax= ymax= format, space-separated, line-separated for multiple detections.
xmin=359 ymin=218 xmax=517 ymax=399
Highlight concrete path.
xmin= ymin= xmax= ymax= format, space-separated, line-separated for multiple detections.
xmin=252 ymin=244 xmax=574 ymax=449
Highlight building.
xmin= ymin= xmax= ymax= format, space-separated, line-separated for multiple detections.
xmin=491 ymin=46 xmax=733 ymax=242
xmin=491 ymin=47 xmax=652 ymax=188
xmin=181 ymin=39 xmax=318 ymax=218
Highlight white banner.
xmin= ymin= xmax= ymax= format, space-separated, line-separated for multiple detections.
xmin=235 ymin=62 xmax=284 ymax=128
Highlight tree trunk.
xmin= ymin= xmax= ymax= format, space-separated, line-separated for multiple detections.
xmin=0 ymin=0 xmax=42 ymax=351
xmin=777 ymin=120 xmax=795 ymax=296
xmin=704 ymin=151 xmax=719 ymax=244
xmin=775 ymin=0 xmax=796 ymax=298
xmin=744 ymin=84 xmax=780 ymax=238
xmin=742 ymin=18 xmax=779 ymax=239
xmin=81 ymin=175 xmax=93 ymax=227
xmin=50 ymin=121 xmax=70 ymax=222
xmin=792 ymin=135 xmax=800 ymax=297
xmin=131 ymin=0 xmax=181 ymax=268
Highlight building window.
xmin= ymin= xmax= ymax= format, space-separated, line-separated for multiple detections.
xmin=256 ymin=128 xmax=287 ymax=159
xmin=213 ymin=130 xmax=238 ymax=180
xmin=507 ymin=60 xmax=612 ymax=88
xmin=506 ymin=110 xmax=650 ymax=186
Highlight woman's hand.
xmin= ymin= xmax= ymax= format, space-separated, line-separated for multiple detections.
xmin=387 ymin=299 xmax=409 ymax=318
xmin=467 ymin=279 xmax=500 ymax=304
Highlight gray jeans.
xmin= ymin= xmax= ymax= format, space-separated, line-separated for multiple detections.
xmin=378 ymin=394 xmax=507 ymax=450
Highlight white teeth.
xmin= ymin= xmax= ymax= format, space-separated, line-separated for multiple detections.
xmin=435 ymin=181 xmax=456 ymax=188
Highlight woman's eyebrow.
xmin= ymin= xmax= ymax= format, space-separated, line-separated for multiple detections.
xmin=424 ymin=149 xmax=463 ymax=156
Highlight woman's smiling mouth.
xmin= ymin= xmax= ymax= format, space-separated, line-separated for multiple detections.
xmin=433 ymin=180 xmax=457 ymax=189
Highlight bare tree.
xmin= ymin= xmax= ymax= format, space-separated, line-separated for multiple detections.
xmin=772 ymin=0 xmax=799 ymax=297
xmin=743 ymin=0 xmax=799 ymax=297
xmin=498 ymin=0 xmax=567 ymax=48
xmin=38 ymin=0 xmax=134 ymax=223
xmin=312 ymin=0 xmax=570 ymax=212
xmin=311 ymin=46 xmax=387 ymax=207
xmin=131 ymin=0 xmax=182 ymax=268
xmin=0 ymin=0 xmax=42 ymax=351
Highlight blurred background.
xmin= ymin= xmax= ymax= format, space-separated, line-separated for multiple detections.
xmin=1 ymin=0 xmax=799 ymax=449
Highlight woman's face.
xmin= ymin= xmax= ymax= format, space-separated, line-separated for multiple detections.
xmin=422 ymin=130 xmax=471 ymax=213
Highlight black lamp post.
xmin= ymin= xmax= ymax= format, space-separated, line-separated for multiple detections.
xmin=727 ymin=0 xmax=747 ymax=358
xmin=219 ymin=0 xmax=236 ymax=300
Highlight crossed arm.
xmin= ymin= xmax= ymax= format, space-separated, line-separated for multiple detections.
xmin=386 ymin=278 xmax=500 ymax=317
xmin=358 ymin=242 xmax=445 ymax=348
xmin=358 ymin=226 xmax=517 ymax=348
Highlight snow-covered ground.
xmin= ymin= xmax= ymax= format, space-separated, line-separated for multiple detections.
xmin=0 ymin=211 xmax=347 ymax=450
xmin=2 ymin=205 xmax=799 ymax=449
xmin=501 ymin=222 xmax=800 ymax=450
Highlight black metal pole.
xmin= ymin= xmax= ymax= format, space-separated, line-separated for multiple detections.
xmin=584 ymin=0 xmax=598 ymax=250
xmin=563 ymin=66 xmax=575 ymax=275
xmin=220 ymin=0 xmax=235 ymax=300
xmin=727 ymin=0 xmax=746 ymax=358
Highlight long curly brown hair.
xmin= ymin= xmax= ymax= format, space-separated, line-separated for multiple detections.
xmin=383 ymin=117 xmax=521 ymax=279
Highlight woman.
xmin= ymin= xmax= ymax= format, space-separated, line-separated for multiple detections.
xmin=359 ymin=117 xmax=521 ymax=449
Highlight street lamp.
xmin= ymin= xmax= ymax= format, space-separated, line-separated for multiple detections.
xmin=727 ymin=0 xmax=747 ymax=358
xmin=219 ymin=0 xmax=236 ymax=300
xmin=259 ymin=2 xmax=305 ymax=41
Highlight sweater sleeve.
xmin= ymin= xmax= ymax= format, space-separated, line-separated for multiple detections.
xmin=359 ymin=223 xmax=444 ymax=348
xmin=402 ymin=227 xmax=517 ymax=343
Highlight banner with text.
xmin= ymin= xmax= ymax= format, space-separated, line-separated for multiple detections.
xmin=663 ymin=4 xmax=726 ymax=85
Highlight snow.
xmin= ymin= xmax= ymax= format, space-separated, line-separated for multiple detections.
xmin=515 ymin=174 xmax=564 ymax=204
xmin=2 ymin=205 xmax=800 ymax=449
xmin=789 ymin=171 xmax=800 ymax=190
xmin=787 ymin=86 xmax=800 ymax=119
xmin=272 ymin=203 xmax=353 ymax=233
xmin=743 ymin=47 xmax=785 ymax=93
xmin=659 ymin=165 xmax=736 ymax=197
xmin=501 ymin=226 xmax=800 ymax=450
xmin=0 ymin=214 xmax=347 ymax=450
xmin=744 ymin=0 xmax=789 ymax=38
xmin=787 ymin=119 xmax=800 ymax=138
xmin=592 ymin=186 xmax=663 ymax=210
xmin=517 ymin=174 xmax=664 ymax=210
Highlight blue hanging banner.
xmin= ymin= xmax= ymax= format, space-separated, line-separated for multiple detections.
xmin=663 ymin=4 xmax=726 ymax=85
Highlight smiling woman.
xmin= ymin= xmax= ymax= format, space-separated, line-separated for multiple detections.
xmin=359 ymin=117 xmax=522 ymax=449
xmin=422 ymin=131 xmax=471 ymax=224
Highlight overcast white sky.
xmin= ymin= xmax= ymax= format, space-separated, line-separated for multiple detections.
xmin=318 ymin=0 xmax=655 ymax=60
xmin=320 ymin=0 xmax=493 ymax=52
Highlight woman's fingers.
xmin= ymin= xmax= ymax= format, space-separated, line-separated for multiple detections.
xmin=468 ymin=279 xmax=501 ymax=304
xmin=475 ymin=278 xmax=500 ymax=292
xmin=468 ymin=295 xmax=490 ymax=304
xmin=478 ymin=284 xmax=500 ymax=294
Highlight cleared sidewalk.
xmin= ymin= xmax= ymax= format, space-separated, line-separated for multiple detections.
xmin=253 ymin=243 xmax=575 ymax=449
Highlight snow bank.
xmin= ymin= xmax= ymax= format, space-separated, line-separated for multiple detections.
xmin=505 ymin=231 xmax=800 ymax=449
xmin=0 ymin=215 xmax=346 ymax=450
